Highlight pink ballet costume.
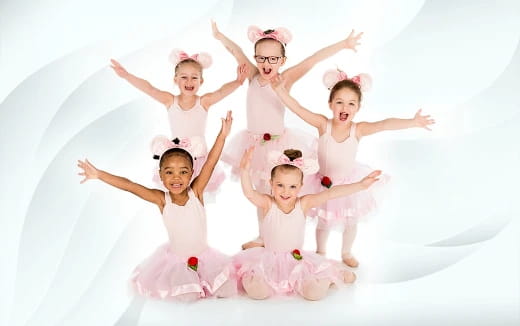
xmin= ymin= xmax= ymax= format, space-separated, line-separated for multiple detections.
xmin=233 ymin=200 xmax=348 ymax=296
xmin=131 ymin=189 xmax=236 ymax=300
xmin=152 ymin=96 xmax=225 ymax=193
xmin=308 ymin=121 xmax=388 ymax=229
xmin=222 ymin=75 xmax=317 ymax=190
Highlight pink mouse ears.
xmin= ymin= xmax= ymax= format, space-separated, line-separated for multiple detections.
xmin=322 ymin=68 xmax=372 ymax=92
xmin=168 ymin=49 xmax=212 ymax=69
xmin=151 ymin=135 xmax=205 ymax=161
xmin=247 ymin=26 xmax=292 ymax=45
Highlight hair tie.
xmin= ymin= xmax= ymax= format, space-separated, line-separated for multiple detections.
xmin=168 ymin=49 xmax=212 ymax=69
xmin=322 ymin=68 xmax=372 ymax=91
xmin=247 ymin=25 xmax=292 ymax=45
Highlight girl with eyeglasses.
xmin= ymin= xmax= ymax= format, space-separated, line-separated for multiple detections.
xmin=212 ymin=22 xmax=363 ymax=250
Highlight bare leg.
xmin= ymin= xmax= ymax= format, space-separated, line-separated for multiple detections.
xmin=341 ymin=224 xmax=359 ymax=267
xmin=342 ymin=270 xmax=357 ymax=283
xmin=301 ymin=278 xmax=331 ymax=301
xmin=242 ymin=273 xmax=271 ymax=300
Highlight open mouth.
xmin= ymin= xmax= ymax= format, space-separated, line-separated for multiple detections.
xmin=184 ymin=86 xmax=195 ymax=91
xmin=262 ymin=67 xmax=273 ymax=75
xmin=280 ymin=195 xmax=291 ymax=200
xmin=170 ymin=183 xmax=183 ymax=189
xmin=339 ymin=112 xmax=349 ymax=121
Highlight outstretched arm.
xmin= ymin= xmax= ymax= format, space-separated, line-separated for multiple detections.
xmin=110 ymin=59 xmax=174 ymax=107
xmin=212 ymin=21 xmax=257 ymax=81
xmin=357 ymin=109 xmax=435 ymax=137
xmin=191 ymin=111 xmax=233 ymax=197
xmin=301 ymin=170 xmax=381 ymax=213
xmin=200 ymin=64 xmax=248 ymax=109
xmin=240 ymin=147 xmax=271 ymax=210
xmin=78 ymin=159 xmax=164 ymax=206
xmin=282 ymin=30 xmax=363 ymax=90
xmin=271 ymin=75 xmax=327 ymax=133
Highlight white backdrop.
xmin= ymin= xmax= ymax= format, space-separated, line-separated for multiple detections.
xmin=1 ymin=0 xmax=519 ymax=325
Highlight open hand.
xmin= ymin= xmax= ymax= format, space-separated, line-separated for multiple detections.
xmin=269 ymin=74 xmax=286 ymax=92
xmin=219 ymin=110 xmax=233 ymax=138
xmin=413 ymin=109 xmax=435 ymax=131
xmin=77 ymin=159 xmax=99 ymax=184
xmin=360 ymin=170 xmax=381 ymax=189
xmin=237 ymin=64 xmax=249 ymax=84
xmin=110 ymin=59 xmax=129 ymax=78
xmin=240 ymin=147 xmax=254 ymax=171
xmin=211 ymin=20 xmax=223 ymax=40
xmin=344 ymin=29 xmax=363 ymax=52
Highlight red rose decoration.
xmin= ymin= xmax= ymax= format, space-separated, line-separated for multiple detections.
xmin=292 ymin=249 xmax=302 ymax=260
xmin=321 ymin=176 xmax=332 ymax=188
xmin=263 ymin=133 xmax=271 ymax=141
xmin=187 ymin=256 xmax=198 ymax=271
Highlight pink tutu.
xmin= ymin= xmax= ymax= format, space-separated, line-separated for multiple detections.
xmin=131 ymin=244 xmax=236 ymax=300
xmin=307 ymin=162 xmax=389 ymax=229
xmin=222 ymin=128 xmax=318 ymax=188
xmin=233 ymin=247 xmax=346 ymax=296
xmin=152 ymin=155 xmax=226 ymax=194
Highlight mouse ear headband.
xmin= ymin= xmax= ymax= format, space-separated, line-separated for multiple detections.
xmin=322 ymin=68 xmax=372 ymax=92
xmin=267 ymin=150 xmax=319 ymax=175
xmin=150 ymin=135 xmax=205 ymax=161
xmin=247 ymin=25 xmax=292 ymax=46
xmin=168 ymin=48 xmax=212 ymax=69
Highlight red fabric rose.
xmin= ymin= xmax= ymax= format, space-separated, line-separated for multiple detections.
xmin=321 ymin=176 xmax=332 ymax=188
xmin=292 ymin=249 xmax=302 ymax=260
xmin=263 ymin=133 xmax=271 ymax=141
xmin=187 ymin=256 xmax=198 ymax=271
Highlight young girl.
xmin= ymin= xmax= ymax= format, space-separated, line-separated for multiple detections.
xmin=212 ymin=22 xmax=363 ymax=249
xmin=271 ymin=69 xmax=435 ymax=267
xmin=234 ymin=147 xmax=380 ymax=300
xmin=110 ymin=50 xmax=248 ymax=192
xmin=77 ymin=111 xmax=237 ymax=301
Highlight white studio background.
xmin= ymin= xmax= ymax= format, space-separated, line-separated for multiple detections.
xmin=1 ymin=0 xmax=519 ymax=325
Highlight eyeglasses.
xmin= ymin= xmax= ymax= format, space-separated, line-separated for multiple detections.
xmin=254 ymin=55 xmax=283 ymax=64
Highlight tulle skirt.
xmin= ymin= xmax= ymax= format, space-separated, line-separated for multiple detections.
xmin=233 ymin=247 xmax=346 ymax=296
xmin=221 ymin=128 xmax=318 ymax=189
xmin=131 ymin=244 xmax=236 ymax=300
xmin=307 ymin=162 xmax=389 ymax=229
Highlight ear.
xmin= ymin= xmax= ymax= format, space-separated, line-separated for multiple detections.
xmin=280 ymin=56 xmax=287 ymax=66
xmin=200 ymin=77 xmax=204 ymax=85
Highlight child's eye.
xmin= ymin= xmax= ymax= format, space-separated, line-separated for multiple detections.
xmin=290 ymin=185 xmax=297 ymax=189
xmin=349 ymin=102 xmax=355 ymax=106
xmin=336 ymin=101 xmax=343 ymax=104
xmin=181 ymin=171 xmax=188 ymax=175
xmin=166 ymin=171 xmax=172 ymax=174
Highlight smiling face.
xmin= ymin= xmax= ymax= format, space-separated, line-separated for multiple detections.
xmin=254 ymin=39 xmax=286 ymax=81
xmin=270 ymin=167 xmax=303 ymax=206
xmin=159 ymin=154 xmax=193 ymax=194
xmin=174 ymin=61 xmax=203 ymax=95
xmin=329 ymin=87 xmax=361 ymax=125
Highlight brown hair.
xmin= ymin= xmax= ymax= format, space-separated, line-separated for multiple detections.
xmin=159 ymin=148 xmax=194 ymax=169
xmin=174 ymin=59 xmax=203 ymax=76
xmin=254 ymin=30 xmax=286 ymax=57
xmin=328 ymin=79 xmax=362 ymax=103
xmin=270 ymin=149 xmax=303 ymax=180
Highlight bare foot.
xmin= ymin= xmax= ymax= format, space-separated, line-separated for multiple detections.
xmin=343 ymin=270 xmax=357 ymax=283
xmin=241 ymin=237 xmax=264 ymax=250
xmin=315 ymin=251 xmax=326 ymax=256
xmin=342 ymin=253 xmax=359 ymax=268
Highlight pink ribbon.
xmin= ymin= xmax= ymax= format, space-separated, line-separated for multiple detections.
xmin=277 ymin=155 xmax=304 ymax=168
xmin=178 ymin=51 xmax=199 ymax=62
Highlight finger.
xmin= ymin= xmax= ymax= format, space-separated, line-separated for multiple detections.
xmin=347 ymin=29 xmax=354 ymax=38
xmin=80 ymin=177 xmax=87 ymax=184
xmin=226 ymin=110 xmax=232 ymax=120
xmin=356 ymin=32 xmax=364 ymax=38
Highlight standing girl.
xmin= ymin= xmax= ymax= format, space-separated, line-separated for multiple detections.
xmin=271 ymin=69 xmax=435 ymax=267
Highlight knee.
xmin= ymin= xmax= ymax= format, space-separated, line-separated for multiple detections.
xmin=301 ymin=279 xmax=330 ymax=301
xmin=242 ymin=274 xmax=271 ymax=300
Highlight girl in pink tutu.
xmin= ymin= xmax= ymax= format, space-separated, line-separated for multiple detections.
xmin=235 ymin=147 xmax=381 ymax=300
xmin=212 ymin=22 xmax=363 ymax=249
xmin=78 ymin=112 xmax=237 ymax=301
xmin=271 ymin=69 xmax=435 ymax=267
xmin=110 ymin=50 xmax=247 ymax=193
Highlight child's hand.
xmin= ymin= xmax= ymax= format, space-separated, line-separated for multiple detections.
xmin=343 ymin=29 xmax=363 ymax=52
xmin=240 ymin=147 xmax=254 ymax=171
xmin=359 ymin=170 xmax=381 ymax=189
xmin=237 ymin=64 xmax=248 ymax=84
xmin=78 ymin=159 xmax=99 ymax=184
xmin=270 ymin=75 xmax=286 ymax=92
xmin=413 ymin=109 xmax=435 ymax=131
xmin=110 ymin=59 xmax=129 ymax=78
xmin=211 ymin=20 xmax=223 ymax=40
xmin=219 ymin=110 xmax=233 ymax=138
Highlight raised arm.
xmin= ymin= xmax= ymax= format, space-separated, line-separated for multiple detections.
xmin=110 ymin=59 xmax=174 ymax=107
xmin=357 ymin=109 xmax=435 ymax=137
xmin=200 ymin=64 xmax=248 ymax=109
xmin=239 ymin=147 xmax=271 ymax=210
xmin=191 ymin=111 xmax=232 ymax=197
xmin=282 ymin=30 xmax=363 ymax=90
xmin=212 ymin=21 xmax=257 ymax=80
xmin=78 ymin=159 xmax=164 ymax=206
xmin=271 ymin=76 xmax=327 ymax=133
xmin=301 ymin=170 xmax=381 ymax=213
